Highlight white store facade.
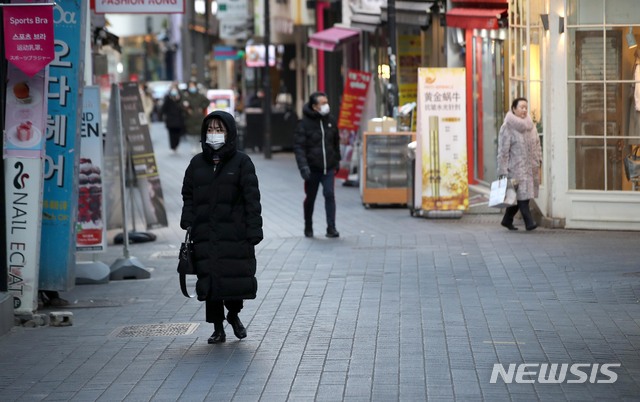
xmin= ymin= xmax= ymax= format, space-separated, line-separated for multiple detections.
xmin=507 ymin=0 xmax=640 ymax=230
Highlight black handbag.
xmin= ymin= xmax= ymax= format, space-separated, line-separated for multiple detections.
xmin=177 ymin=227 xmax=196 ymax=298
xmin=624 ymin=146 xmax=640 ymax=181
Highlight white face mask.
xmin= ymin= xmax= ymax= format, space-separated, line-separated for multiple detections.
xmin=206 ymin=133 xmax=225 ymax=150
xmin=319 ymin=104 xmax=330 ymax=116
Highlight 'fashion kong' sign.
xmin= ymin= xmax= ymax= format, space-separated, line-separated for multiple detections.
xmin=40 ymin=0 xmax=86 ymax=290
xmin=415 ymin=68 xmax=469 ymax=212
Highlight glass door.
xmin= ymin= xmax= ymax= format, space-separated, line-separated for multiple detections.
xmin=471 ymin=30 xmax=506 ymax=185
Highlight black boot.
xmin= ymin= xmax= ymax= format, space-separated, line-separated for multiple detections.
xmin=518 ymin=200 xmax=538 ymax=231
xmin=326 ymin=227 xmax=340 ymax=238
xmin=501 ymin=205 xmax=519 ymax=231
xmin=227 ymin=313 xmax=247 ymax=339
xmin=208 ymin=321 xmax=226 ymax=344
xmin=304 ymin=223 xmax=313 ymax=238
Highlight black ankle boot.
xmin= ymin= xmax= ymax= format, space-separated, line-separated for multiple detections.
xmin=227 ymin=313 xmax=247 ymax=339
xmin=518 ymin=200 xmax=538 ymax=231
xmin=304 ymin=225 xmax=313 ymax=238
xmin=208 ymin=322 xmax=226 ymax=344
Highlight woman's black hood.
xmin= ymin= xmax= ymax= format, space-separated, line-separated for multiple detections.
xmin=200 ymin=110 xmax=238 ymax=162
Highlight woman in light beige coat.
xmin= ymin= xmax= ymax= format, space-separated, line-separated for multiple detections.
xmin=497 ymin=97 xmax=542 ymax=231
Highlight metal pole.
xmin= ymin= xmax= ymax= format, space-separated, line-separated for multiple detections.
xmin=387 ymin=0 xmax=399 ymax=116
xmin=263 ymin=0 xmax=272 ymax=159
xmin=113 ymin=85 xmax=131 ymax=257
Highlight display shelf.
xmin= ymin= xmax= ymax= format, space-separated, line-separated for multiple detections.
xmin=361 ymin=131 xmax=416 ymax=206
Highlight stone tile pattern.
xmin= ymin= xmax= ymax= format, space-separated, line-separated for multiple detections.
xmin=0 ymin=123 xmax=639 ymax=401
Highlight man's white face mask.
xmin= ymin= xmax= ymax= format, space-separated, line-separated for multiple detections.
xmin=206 ymin=133 xmax=225 ymax=150
xmin=319 ymin=103 xmax=330 ymax=116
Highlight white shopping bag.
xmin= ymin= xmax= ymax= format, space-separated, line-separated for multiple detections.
xmin=488 ymin=178 xmax=517 ymax=208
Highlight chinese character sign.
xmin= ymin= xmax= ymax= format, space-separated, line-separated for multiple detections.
xmin=2 ymin=4 xmax=55 ymax=76
xmin=416 ymin=68 xmax=469 ymax=212
xmin=337 ymin=70 xmax=372 ymax=131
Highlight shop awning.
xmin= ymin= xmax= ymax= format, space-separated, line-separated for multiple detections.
xmin=445 ymin=7 xmax=508 ymax=30
xmin=350 ymin=8 xmax=382 ymax=33
xmin=381 ymin=1 xmax=434 ymax=28
xmin=307 ymin=27 xmax=360 ymax=52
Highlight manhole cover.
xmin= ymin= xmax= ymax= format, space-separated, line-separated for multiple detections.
xmin=151 ymin=250 xmax=179 ymax=259
xmin=111 ymin=323 xmax=199 ymax=338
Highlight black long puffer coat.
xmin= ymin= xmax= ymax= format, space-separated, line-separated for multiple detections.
xmin=180 ymin=110 xmax=263 ymax=301
xmin=293 ymin=102 xmax=340 ymax=174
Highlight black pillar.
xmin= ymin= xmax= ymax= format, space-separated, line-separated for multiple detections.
xmin=263 ymin=0 xmax=272 ymax=159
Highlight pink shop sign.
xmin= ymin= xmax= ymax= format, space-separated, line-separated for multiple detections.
xmin=3 ymin=4 xmax=55 ymax=77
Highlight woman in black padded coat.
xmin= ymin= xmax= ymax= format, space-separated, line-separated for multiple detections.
xmin=180 ymin=110 xmax=263 ymax=344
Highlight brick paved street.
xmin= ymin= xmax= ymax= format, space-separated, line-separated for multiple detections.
xmin=0 ymin=122 xmax=639 ymax=401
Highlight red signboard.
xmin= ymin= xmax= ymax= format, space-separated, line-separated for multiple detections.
xmin=2 ymin=4 xmax=55 ymax=77
xmin=337 ymin=69 xmax=372 ymax=131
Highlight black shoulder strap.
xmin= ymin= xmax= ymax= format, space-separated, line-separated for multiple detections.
xmin=180 ymin=273 xmax=194 ymax=298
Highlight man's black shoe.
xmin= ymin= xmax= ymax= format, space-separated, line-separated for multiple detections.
xmin=526 ymin=224 xmax=538 ymax=231
xmin=207 ymin=329 xmax=226 ymax=344
xmin=326 ymin=227 xmax=340 ymax=238
xmin=227 ymin=313 xmax=247 ymax=339
xmin=501 ymin=221 xmax=518 ymax=231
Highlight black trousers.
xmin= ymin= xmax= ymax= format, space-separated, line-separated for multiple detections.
xmin=168 ymin=128 xmax=182 ymax=150
xmin=502 ymin=199 xmax=535 ymax=228
xmin=205 ymin=299 xmax=243 ymax=324
xmin=303 ymin=170 xmax=336 ymax=229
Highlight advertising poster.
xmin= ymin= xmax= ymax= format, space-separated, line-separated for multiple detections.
xmin=206 ymin=89 xmax=235 ymax=115
xmin=3 ymin=63 xmax=48 ymax=314
xmin=120 ymin=82 xmax=168 ymax=230
xmin=77 ymin=86 xmax=106 ymax=252
xmin=40 ymin=0 xmax=86 ymax=290
xmin=3 ymin=66 xmax=47 ymax=159
xmin=416 ymin=68 xmax=469 ymax=212
xmin=4 ymin=159 xmax=44 ymax=314
xmin=337 ymin=69 xmax=372 ymax=180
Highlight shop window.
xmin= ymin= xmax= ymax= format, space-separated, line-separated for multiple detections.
xmin=567 ymin=0 xmax=639 ymax=191
xmin=508 ymin=0 xmax=545 ymax=177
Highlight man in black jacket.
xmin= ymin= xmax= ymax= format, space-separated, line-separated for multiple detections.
xmin=180 ymin=110 xmax=263 ymax=344
xmin=294 ymin=92 xmax=341 ymax=238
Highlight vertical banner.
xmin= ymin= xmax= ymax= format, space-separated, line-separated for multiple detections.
xmin=40 ymin=0 xmax=86 ymax=290
xmin=119 ymin=82 xmax=168 ymax=230
xmin=337 ymin=69 xmax=372 ymax=180
xmin=398 ymin=31 xmax=421 ymax=130
xmin=416 ymin=68 xmax=469 ymax=212
xmin=77 ymin=87 xmax=106 ymax=252
xmin=104 ymin=86 xmax=123 ymax=230
xmin=3 ymin=63 xmax=48 ymax=314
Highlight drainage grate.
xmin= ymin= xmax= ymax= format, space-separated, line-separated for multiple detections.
xmin=112 ymin=323 xmax=199 ymax=338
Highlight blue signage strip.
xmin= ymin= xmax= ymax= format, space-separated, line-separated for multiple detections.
xmin=40 ymin=0 xmax=86 ymax=290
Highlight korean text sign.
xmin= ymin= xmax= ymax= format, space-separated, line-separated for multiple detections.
xmin=40 ymin=0 xmax=86 ymax=290
xmin=2 ymin=4 xmax=54 ymax=76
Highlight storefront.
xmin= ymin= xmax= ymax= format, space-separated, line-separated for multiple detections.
xmin=445 ymin=0 xmax=509 ymax=186
xmin=510 ymin=0 xmax=640 ymax=230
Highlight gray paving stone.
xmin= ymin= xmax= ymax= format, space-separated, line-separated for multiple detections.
xmin=0 ymin=122 xmax=639 ymax=401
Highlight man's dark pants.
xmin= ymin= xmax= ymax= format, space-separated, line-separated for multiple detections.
xmin=303 ymin=169 xmax=336 ymax=230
